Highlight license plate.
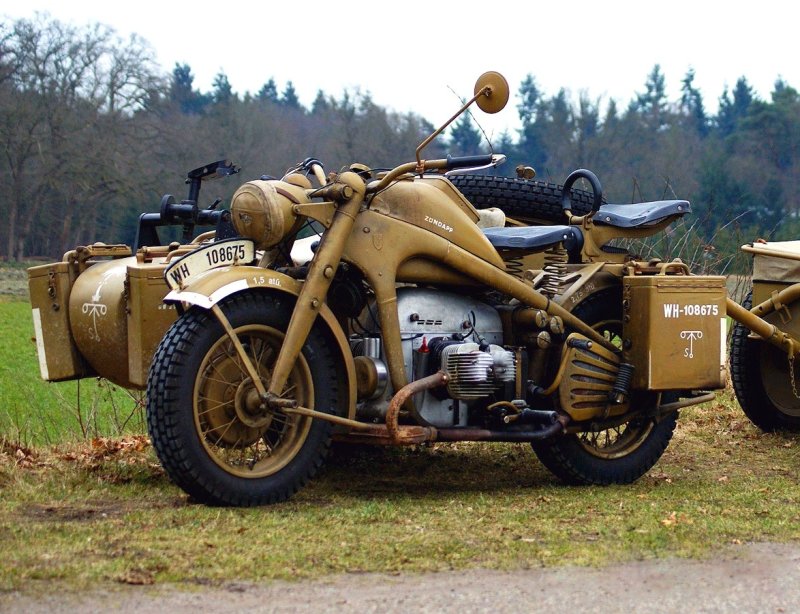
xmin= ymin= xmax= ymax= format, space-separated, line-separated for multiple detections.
xmin=164 ymin=239 xmax=255 ymax=290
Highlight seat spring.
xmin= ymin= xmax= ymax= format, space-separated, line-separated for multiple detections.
xmin=541 ymin=245 xmax=568 ymax=298
xmin=505 ymin=256 xmax=524 ymax=278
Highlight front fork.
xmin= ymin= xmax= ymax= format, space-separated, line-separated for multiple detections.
xmin=266 ymin=172 xmax=366 ymax=399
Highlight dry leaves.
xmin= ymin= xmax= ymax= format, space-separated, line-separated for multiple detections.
xmin=660 ymin=511 xmax=694 ymax=528
xmin=0 ymin=438 xmax=43 ymax=468
xmin=59 ymin=435 xmax=150 ymax=465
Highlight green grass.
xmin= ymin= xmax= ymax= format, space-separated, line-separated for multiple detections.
xmin=0 ymin=300 xmax=144 ymax=446
xmin=0 ymin=397 xmax=798 ymax=591
xmin=1 ymin=264 xmax=798 ymax=592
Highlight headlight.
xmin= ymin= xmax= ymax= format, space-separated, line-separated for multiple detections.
xmin=230 ymin=180 xmax=303 ymax=249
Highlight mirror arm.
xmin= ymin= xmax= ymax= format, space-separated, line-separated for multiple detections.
xmin=414 ymin=85 xmax=494 ymax=170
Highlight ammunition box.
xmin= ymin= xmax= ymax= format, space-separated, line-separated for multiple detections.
xmin=623 ymin=275 xmax=727 ymax=390
xmin=27 ymin=262 xmax=94 ymax=381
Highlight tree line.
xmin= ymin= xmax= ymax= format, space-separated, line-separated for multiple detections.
xmin=2 ymin=14 xmax=799 ymax=263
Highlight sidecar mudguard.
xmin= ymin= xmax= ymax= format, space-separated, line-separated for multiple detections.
xmin=164 ymin=266 xmax=357 ymax=419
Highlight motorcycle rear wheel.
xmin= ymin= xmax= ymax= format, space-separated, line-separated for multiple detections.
xmin=448 ymin=175 xmax=599 ymax=224
xmin=531 ymin=288 xmax=679 ymax=485
xmin=730 ymin=291 xmax=800 ymax=431
xmin=146 ymin=292 xmax=342 ymax=506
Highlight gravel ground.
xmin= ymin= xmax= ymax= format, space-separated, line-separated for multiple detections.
xmin=3 ymin=542 xmax=800 ymax=613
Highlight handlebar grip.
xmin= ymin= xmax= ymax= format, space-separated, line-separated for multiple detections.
xmin=445 ymin=154 xmax=495 ymax=169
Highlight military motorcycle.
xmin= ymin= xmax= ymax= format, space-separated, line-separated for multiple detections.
xmin=138 ymin=72 xmax=727 ymax=506
xmin=28 ymin=72 xmax=799 ymax=507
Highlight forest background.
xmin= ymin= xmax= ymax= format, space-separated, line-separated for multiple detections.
xmin=2 ymin=15 xmax=797 ymax=267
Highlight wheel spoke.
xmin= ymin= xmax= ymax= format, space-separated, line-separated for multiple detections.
xmin=197 ymin=396 xmax=233 ymax=416
xmin=186 ymin=319 xmax=317 ymax=484
xmin=208 ymin=417 xmax=238 ymax=447
xmin=281 ymin=382 xmax=298 ymax=399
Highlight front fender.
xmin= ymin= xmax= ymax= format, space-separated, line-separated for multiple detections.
xmin=164 ymin=265 xmax=301 ymax=309
xmin=165 ymin=266 xmax=357 ymax=420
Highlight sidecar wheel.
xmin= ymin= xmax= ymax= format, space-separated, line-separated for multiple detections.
xmin=146 ymin=292 xmax=343 ymax=506
xmin=448 ymin=175 xmax=600 ymax=224
xmin=731 ymin=291 xmax=800 ymax=432
xmin=531 ymin=288 xmax=679 ymax=485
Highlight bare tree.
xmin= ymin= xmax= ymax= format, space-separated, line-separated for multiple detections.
xmin=0 ymin=14 xmax=162 ymax=260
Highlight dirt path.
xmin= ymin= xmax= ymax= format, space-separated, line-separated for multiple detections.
xmin=4 ymin=542 xmax=800 ymax=613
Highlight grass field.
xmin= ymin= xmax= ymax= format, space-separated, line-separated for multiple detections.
xmin=0 ymin=301 xmax=145 ymax=446
xmin=1 ymin=398 xmax=798 ymax=591
xmin=0 ymin=263 xmax=144 ymax=446
xmin=1 ymin=264 xmax=798 ymax=593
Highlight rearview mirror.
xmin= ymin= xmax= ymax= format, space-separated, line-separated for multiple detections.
xmin=474 ymin=71 xmax=509 ymax=114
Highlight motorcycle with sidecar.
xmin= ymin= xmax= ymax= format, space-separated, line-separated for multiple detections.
xmin=28 ymin=71 xmax=800 ymax=506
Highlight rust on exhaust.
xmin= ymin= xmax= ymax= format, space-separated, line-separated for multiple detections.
xmin=333 ymin=424 xmax=437 ymax=446
xmin=386 ymin=371 xmax=449 ymax=444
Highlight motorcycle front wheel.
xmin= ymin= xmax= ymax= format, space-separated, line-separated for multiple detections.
xmin=531 ymin=288 xmax=679 ymax=485
xmin=146 ymin=292 xmax=343 ymax=506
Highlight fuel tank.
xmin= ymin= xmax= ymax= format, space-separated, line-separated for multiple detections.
xmin=369 ymin=176 xmax=504 ymax=268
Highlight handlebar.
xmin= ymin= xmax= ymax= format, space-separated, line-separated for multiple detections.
xmin=445 ymin=154 xmax=495 ymax=169
xmin=300 ymin=157 xmax=327 ymax=186
xmin=366 ymin=154 xmax=506 ymax=194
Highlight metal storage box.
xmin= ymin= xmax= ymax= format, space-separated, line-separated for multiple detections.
xmin=125 ymin=262 xmax=178 ymax=387
xmin=28 ymin=251 xmax=176 ymax=389
xmin=28 ymin=261 xmax=94 ymax=381
xmin=623 ymin=275 xmax=727 ymax=390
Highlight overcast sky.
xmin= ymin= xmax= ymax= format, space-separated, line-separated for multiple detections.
xmin=2 ymin=1 xmax=798 ymax=140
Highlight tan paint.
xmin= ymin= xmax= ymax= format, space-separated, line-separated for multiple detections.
xmin=166 ymin=267 xmax=358 ymax=420
xmin=623 ymin=275 xmax=728 ymax=390
xmin=28 ymin=261 xmax=93 ymax=382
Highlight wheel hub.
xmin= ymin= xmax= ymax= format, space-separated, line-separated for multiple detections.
xmin=234 ymin=378 xmax=273 ymax=429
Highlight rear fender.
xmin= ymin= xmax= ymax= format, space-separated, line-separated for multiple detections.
xmin=165 ymin=266 xmax=357 ymax=419
xmin=558 ymin=266 xmax=620 ymax=312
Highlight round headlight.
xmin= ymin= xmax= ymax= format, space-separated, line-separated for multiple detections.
xmin=230 ymin=180 xmax=300 ymax=249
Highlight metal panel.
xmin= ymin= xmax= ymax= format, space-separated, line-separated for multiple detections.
xmin=623 ymin=275 xmax=727 ymax=390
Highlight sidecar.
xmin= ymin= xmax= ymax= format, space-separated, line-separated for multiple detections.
xmin=731 ymin=240 xmax=800 ymax=431
xmin=28 ymin=160 xmax=239 ymax=389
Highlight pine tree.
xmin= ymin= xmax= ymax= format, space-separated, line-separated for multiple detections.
xmin=169 ymin=63 xmax=209 ymax=114
xmin=680 ymin=68 xmax=709 ymax=137
xmin=280 ymin=81 xmax=301 ymax=109
xmin=448 ymin=113 xmax=482 ymax=156
xmin=717 ymin=77 xmax=755 ymax=136
xmin=311 ymin=89 xmax=330 ymax=114
xmin=632 ymin=64 xmax=668 ymax=128
xmin=212 ymin=71 xmax=234 ymax=105
xmin=257 ymin=78 xmax=278 ymax=103
xmin=604 ymin=99 xmax=619 ymax=128
xmin=516 ymin=74 xmax=547 ymax=170
xmin=517 ymin=74 xmax=541 ymax=126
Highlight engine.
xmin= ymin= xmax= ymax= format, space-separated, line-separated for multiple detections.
xmin=352 ymin=287 xmax=516 ymax=427
xmin=429 ymin=339 xmax=516 ymax=400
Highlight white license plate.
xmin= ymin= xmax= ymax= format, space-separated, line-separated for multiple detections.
xmin=164 ymin=239 xmax=255 ymax=290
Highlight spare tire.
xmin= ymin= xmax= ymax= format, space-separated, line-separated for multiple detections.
xmin=449 ymin=175 xmax=600 ymax=225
